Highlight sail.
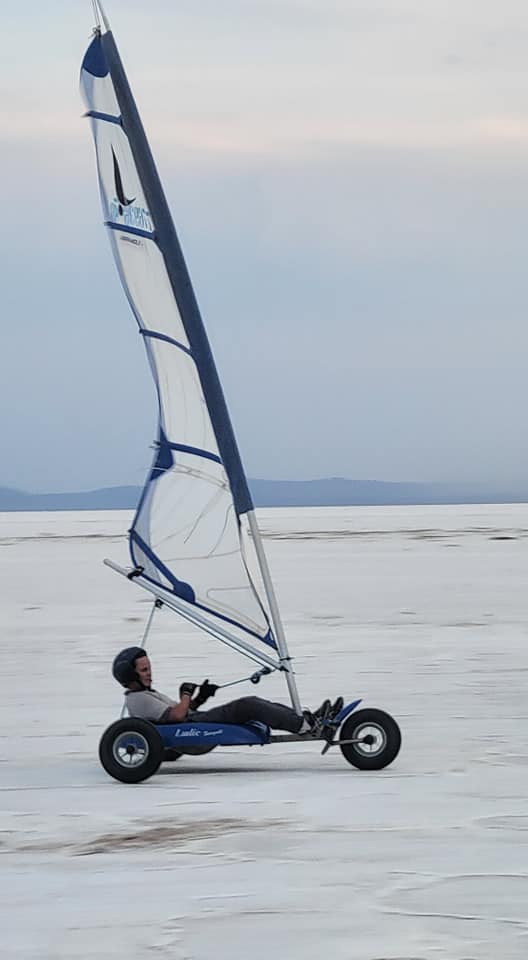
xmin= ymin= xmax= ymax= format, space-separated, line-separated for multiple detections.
xmin=80 ymin=29 xmax=275 ymax=648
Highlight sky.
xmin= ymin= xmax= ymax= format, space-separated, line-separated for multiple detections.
xmin=2 ymin=0 xmax=528 ymax=493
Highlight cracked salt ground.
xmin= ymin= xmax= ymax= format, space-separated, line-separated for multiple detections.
xmin=382 ymin=873 xmax=528 ymax=925
xmin=2 ymin=503 xmax=528 ymax=959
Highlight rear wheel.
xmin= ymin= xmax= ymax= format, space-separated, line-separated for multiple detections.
xmin=339 ymin=708 xmax=401 ymax=770
xmin=99 ymin=718 xmax=164 ymax=783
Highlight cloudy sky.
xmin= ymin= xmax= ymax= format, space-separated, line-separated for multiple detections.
xmin=2 ymin=0 xmax=528 ymax=493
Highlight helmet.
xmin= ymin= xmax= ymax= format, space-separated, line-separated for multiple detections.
xmin=112 ymin=646 xmax=147 ymax=688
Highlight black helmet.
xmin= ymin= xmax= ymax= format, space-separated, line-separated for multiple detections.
xmin=112 ymin=646 xmax=147 ymax=688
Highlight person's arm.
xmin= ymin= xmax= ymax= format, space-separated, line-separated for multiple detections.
xmin=164 ymin=683 xmax=197 ymax=723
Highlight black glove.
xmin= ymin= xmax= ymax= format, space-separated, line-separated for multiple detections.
xmin=192 ymin=678 xmax=219 ymax=708
xmin=179 ymin=682 xmax=198 ymax=699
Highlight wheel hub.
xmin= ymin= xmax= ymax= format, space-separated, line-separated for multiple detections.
xmin=353 ymin=723 xmax=387 ymax=757
xmin=112 ymin=732 xmax=149 ymax=768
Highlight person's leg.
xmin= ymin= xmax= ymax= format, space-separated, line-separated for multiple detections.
xmin=191 ymin=696 xmax=304 ymax=733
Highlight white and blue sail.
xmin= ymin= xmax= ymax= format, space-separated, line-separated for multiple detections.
xmin=80 ymin=5 xmax=300 ymax=709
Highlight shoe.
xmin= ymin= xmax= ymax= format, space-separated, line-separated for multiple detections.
xmin=299 ymin=700 xmax=332 ymax=738
xmin=299 ymin=698 xmax=343 ymax=738
xmin=313 ymin=699 xmax=332 ymax=722
xmin=329 ymin=696 xmax=344 ymax=721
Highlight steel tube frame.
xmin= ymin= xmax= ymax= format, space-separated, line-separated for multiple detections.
xmin=266 ymin=735 xmax=366 ymax=745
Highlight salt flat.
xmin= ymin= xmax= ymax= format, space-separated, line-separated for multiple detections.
xmin=1 ymin=503 xmax=528 ymax=959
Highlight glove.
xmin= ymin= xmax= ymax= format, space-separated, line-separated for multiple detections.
xmin=192 ymin=678 xmax=219 ymax=708
xmin=179 ymin=682 xmax=198 ymax=699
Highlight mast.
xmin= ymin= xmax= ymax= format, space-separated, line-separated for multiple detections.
xmin=247 ymin=512 xmax=301 ymax=712
xmin=93 ymin=0 xmax=110 ymax=32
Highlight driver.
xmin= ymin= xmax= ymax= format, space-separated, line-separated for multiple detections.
xmin=112 ymin=646 xmax=343 ymax=736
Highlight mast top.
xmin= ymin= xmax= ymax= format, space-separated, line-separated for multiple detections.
xmin=93 ymin=0 xmax=110 ymax=32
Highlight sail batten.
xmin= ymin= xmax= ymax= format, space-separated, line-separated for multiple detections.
xmin=85 ymin=110 xmax=122 ymax=125
xmin=140 ymin=331 xmax=193 ymax=355
xmin=81 ymin=31 xmax=276 ymax=650
xmin=105 ymin=221 xmax=154 ymax=239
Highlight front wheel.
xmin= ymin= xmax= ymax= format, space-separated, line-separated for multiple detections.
xmin=99 ymin=718 xmax=164 ymax=783
xmin=339 ymin=708 xmax=401 ymax=770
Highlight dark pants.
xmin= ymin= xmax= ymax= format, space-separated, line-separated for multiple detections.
xmin=190 ymin=696 xmax=303 ymax=734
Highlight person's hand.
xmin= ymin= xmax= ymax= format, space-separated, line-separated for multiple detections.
xmin=180 ymin=682 xmax=197 ymax=699
xmin=199 ymin=679 xmax=218 ymax=699
xmin=191 ymin=679 xmax=219 ymax=708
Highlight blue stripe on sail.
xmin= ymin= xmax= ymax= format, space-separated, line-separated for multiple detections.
xmin=190 ymin=607 xmax=276 ymax=648
xmin=140 ymin=330 xmax=192 ymax=357
xmin=260 ymin=628 xmax=276 ymax=648
xmin=129 ymin=532 xmax=277 ymax=648
xmin=105 ymin=221 xmax=154 ymax=240
xmin=150 ymin=427 xmax=174 ymax=480
xmin=130 ymin=530 xmax=195 ymax=603
xmin=168 ymin=443 xmax=222 ymax=465
xmin=85 ymin=110 xmax=122 ymax=125
xmin=81 ymin=36 xmax=109 ymax=78
xmin=148 ymin=431 xmax=221 ymax=483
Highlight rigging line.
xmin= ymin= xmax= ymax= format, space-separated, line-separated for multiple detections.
xmin=92 ymin=0 xmax=101 ymax=33
xmin=217 ymin=667 xmax=273 ymax=690
xmin=141 ymin=599 xmax=160 ymax=649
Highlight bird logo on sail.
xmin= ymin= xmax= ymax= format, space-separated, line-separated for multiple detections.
xmin=108 ymin=148 xmax=153 ymax=232
xmin=112 ymin=148 xmax=135 ymax=215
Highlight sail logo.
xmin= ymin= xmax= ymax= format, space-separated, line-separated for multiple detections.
xmin=109 ymin=200 xmax=153 ymax=233
xmin=112 ymin=148 xmax=135 ymax=210
xmin=109 ymin=148 xmax=153 ymax=233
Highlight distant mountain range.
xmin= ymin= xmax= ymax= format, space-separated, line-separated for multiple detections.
xmin=0 ymin=478 xmax=525 ymax=511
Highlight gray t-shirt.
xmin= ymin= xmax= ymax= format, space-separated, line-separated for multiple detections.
xmin=126 ymin=689 xmax=175 ymax=723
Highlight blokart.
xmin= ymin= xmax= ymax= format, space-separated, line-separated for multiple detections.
xmin=82 ymin=3 xmax=402 ymax=786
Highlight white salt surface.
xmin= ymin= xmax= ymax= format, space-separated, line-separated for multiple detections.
xmin=2 ymin=503 xmax=528 ymax=959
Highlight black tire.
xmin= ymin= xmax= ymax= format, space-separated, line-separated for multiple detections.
xmin=339 ymin=708 xmax=401 ymax=771
xmin=99 ymin=718 xmax=164 ymax=783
